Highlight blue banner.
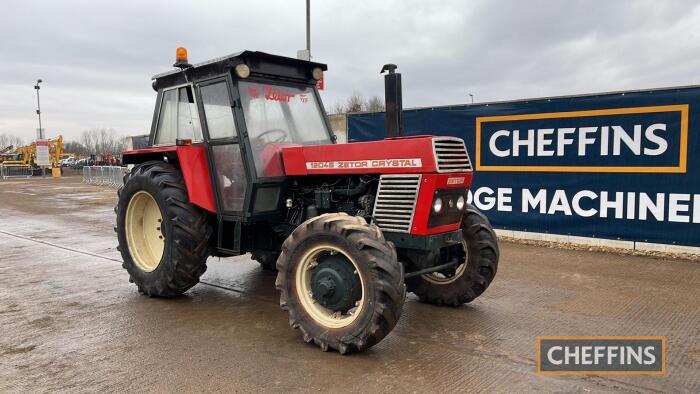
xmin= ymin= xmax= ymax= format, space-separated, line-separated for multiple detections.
xmin=348 ymin=87 xmax=700 ymax=247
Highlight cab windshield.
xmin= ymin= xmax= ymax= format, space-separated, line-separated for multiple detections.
xmin=239 ymin=81 xmax=331 ymax=177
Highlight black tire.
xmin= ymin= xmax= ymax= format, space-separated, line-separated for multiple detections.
xmin=115 ymin=161 xmax=212 ymax=297
xmin=251 ymin=250 xmax=279 ymax=271
xmin=406 ymin=203 xmax=499 ymax=306
xmin=276 ymin=213 xmax=405 ymax=354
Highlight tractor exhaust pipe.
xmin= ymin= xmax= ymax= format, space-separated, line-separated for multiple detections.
xmin=381 ymin=64 xmax=403 ymax=138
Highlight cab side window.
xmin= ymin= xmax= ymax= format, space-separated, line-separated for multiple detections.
xmin=211 ymin=144 xmax=247 ymax=211
xmin=155 ymin=86 xmax=203 ymax=145
xmin=177 ymin=87 xmax=202 ymax=141
xmin=155 ymin=89 xmax=177 ymax=144
xmin=200 ymin=81 xmax=246 ymax=211
xmin=200 ymin=82 xmax=237 ymax=139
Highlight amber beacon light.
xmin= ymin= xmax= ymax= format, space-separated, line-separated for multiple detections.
xmin=173 ymin=47 xmax=191 ymax=69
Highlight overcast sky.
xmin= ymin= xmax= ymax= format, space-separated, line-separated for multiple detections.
xmin=2 ymin=0 xmax=700 ymax=142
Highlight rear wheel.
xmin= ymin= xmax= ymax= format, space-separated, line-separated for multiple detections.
xmin=276 ymin=213 xmax=405 ymax=354
xmin=116 ymin=161 xmax=212 ymax=297
xmin=406 ymin=204 xmax=499 ymax=306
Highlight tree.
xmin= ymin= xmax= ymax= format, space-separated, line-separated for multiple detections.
xmin=366 ymin=96 xmax=385 ymax=112
xmin=329 ymin=93 xmax=385 ymax=115
xmin=329 ymin=101 xmax=346 ymax=115
xmin=345 ymin=91 xmax=365 ymax=113
xmin=79 ymin=128 xmax=127 ymax=155
xmin=0 ymin=133 xmax=24 ymax=149
xmin=62 ymin=141 xmax=90 ymax=156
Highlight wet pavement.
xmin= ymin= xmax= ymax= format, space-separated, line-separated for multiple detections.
xmin=1 ymin=175 xmax=699 ymax=393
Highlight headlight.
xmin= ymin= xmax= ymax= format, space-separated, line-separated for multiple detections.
xmin=312 ymin=67 xmax=323 ymax=81
xmin=235 ymin=63 xmax=250 ymax=79
xmin=433 ymin=197 xmax=443 ymax=214
xmin=456 ymin=195 xmax=465 ymax=210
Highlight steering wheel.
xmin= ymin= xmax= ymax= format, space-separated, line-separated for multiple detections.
xmin=255 ymin=128 xmax=288 ymax=145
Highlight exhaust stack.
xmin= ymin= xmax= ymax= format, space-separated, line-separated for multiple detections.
xmin=381 ymin=64 xmax=403 ymax=138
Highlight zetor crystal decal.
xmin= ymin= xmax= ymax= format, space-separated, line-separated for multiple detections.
xmin=306 ymin=158 xmax=422 ymax=170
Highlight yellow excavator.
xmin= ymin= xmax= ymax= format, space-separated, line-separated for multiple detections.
xmin=2 ymin=135 xmax=63 ymax=170
xmin=0 ymin=145 xmax=15 ymax=163
xmin=1 ymin=136 xmax=64 ymax=177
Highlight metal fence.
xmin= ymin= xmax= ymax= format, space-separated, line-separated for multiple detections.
xmin=0 ymin=165 xmax=33 ymax=179
xmin=82 ymin=166 xmax=128 ymax=188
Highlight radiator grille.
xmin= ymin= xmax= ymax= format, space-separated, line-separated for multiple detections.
xmin=372 ymin=174 xmax=421 ymax=233
xmin=432 ymin=137 xmax=472 ymax=173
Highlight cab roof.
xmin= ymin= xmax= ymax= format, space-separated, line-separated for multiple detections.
xmin=151 ymin=50 xmax=327 ymax=91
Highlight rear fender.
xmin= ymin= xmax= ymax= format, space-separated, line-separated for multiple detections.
xmin=176 ymin=146 xmax=216 ymax=213
xmin=123 ymin=146 xmax=216 ymax=213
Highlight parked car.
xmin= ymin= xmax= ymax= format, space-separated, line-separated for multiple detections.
xmin=61 ymin=157 xmax=77 ymax=167
xmin=72 ymin=158 xmax=89 ymax=168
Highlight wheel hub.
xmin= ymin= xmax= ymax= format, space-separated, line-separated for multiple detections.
xmin=423 ymin=240 xmax=468 ymax=284
xmin=125 ymin=191 xmax=164 ymax=273
xmin=310 ymin=254 xmax=362 ymax=313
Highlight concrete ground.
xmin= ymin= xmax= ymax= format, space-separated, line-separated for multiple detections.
xmin=1 ymin=175 xmax=699 ymax=393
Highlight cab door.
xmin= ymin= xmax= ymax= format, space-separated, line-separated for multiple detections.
xmin=196 ymin=77 xmax=249 ymax=253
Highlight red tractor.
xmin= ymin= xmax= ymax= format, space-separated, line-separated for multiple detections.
xmin=116 ymin=48 xmax=499 ymax=354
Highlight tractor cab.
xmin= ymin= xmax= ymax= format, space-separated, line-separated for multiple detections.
xmin=125 ymin=49 xmax=332 ymax=250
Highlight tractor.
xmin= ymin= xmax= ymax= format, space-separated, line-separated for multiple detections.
xmin=116 ymin=48 xmax=499 ymax=354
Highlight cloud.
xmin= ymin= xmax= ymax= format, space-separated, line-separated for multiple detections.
xmin=2 ymin=0 xmax=699 ymax=141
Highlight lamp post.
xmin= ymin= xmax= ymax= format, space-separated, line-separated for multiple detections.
xmin=298 ymin=0 xmax=311 ymax=60
xmin=306 ymin=0 xmax=310 ymax=56
xmin=468 ymin=93 xmax=474 ymax=104
xmin=34 ymin=79 xmax=43 ymax=140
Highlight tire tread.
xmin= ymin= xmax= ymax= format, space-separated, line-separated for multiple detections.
xmin=276 ymin=213 xmax=405 ymax=354
xmin=115 ymin=161 xmax=211 ymax=297
xmin=406 ymin=204 xmax=499 ymax=306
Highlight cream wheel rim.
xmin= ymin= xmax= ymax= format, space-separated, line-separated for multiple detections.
xmin=422 ymin=240 xmax=468 ymax=284
xmin=295 ymin=245 xmax=365 ymax=329
xmin=125 ymin=191 xmax=164 ymax=272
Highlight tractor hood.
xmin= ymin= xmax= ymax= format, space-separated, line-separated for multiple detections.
xmin=281 ymin=136 xmax=472 ymax=175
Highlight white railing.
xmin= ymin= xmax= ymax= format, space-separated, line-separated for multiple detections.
xmin=82 ymin=166 xmax=128 ymax=188
xmin=0 ymin=165 xmax=33 ymax=179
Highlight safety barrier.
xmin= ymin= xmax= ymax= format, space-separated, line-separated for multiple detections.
xmin=0 ymin=165 xmax=33 ymax=179
xmin=82 ymin=166 xmax=128 ymax=188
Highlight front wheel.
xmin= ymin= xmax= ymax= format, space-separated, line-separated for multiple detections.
xmin=276 ymin=213 xmax=405 ymax=354
xmin=406 ymin=204 xmax=499 ymax=306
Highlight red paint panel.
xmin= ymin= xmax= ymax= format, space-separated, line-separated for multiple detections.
xmin=281 ymin=136 xmax=439 ymax=175
xmin=260 ymin=143 xmax=297 ymax=177
xmin=123 ymin=146 xmax=177 ymax=156
xmin=411 ymin=173 xmax=473 ymax=235
xmin=123 ymin=145 xmax=215 ymax=213
xmin=176 ymin=146 xmax=216 ymax=213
